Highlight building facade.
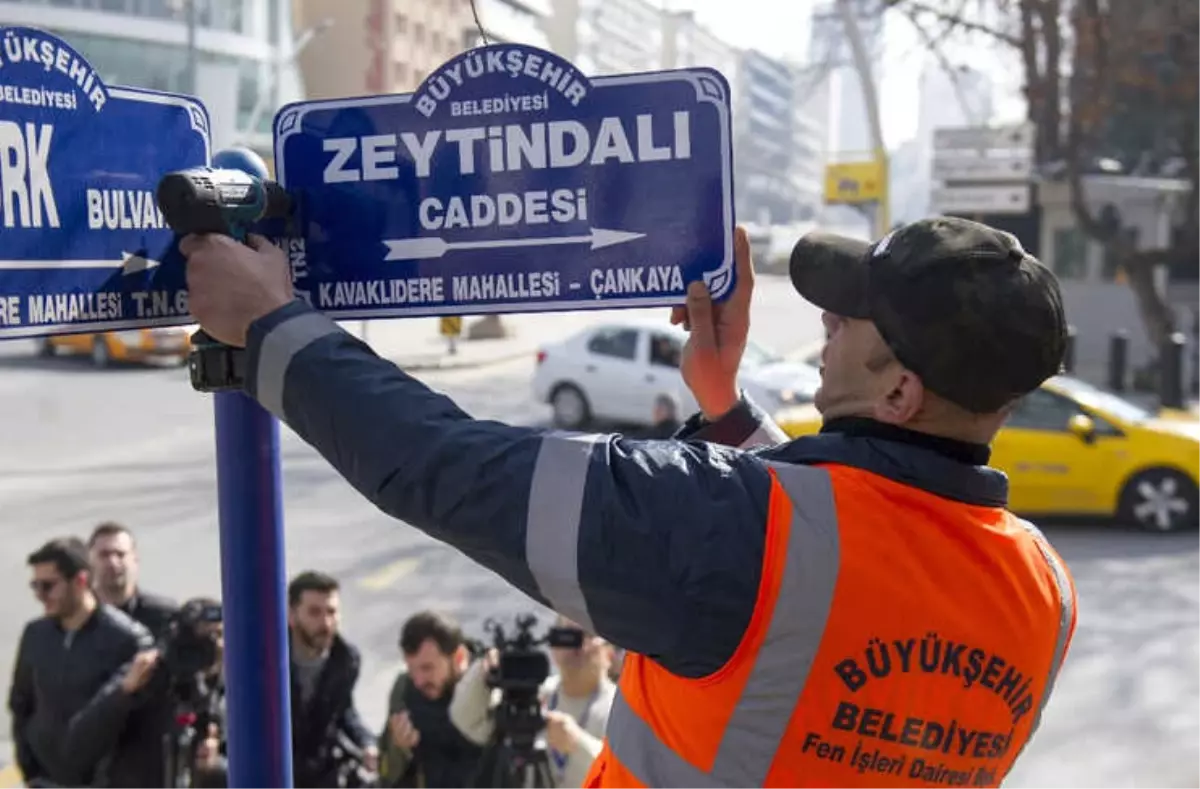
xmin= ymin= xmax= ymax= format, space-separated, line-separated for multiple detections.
xmin=660 ymin=9 xmax=737 ymax=81
xmin=734 ymin=49 xmax=822 ymax=225
xmin=899 ymin=61 xmax=995 ymax=221
xmin=294 ymin=0 xmax=473 ymax=99
xmin=0 ymin=0 xmax=306 ymax=157
xmin=546 ymin=0 xmax=662 ymax=76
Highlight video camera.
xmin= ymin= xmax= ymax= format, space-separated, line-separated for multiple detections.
xmin=159 ymin=598 xmax=225 ymax=787
xmin=478 ymin=614 xmax=583 ymax=751
xmin=161 ymin=598 xmax=223 ymax=684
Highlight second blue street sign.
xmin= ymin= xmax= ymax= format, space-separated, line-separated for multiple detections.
xmin=274 ymin=43 xmax=737 ymax=319
xmin=0 ymin=26 xmax=210 ymax=341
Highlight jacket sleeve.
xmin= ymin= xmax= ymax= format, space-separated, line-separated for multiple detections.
xmin=674 ymin=392 xmax=792 ymax=449
xmin=243 ymin=301 xmax=773 ymax=679
xmin=59 ymin=660 xmax=150 ymax=779
xmin=448 ymin=658 xmax=498 ymax=746
xmin=339 ymin=703 xmax=375 ymax=751
xmin=8 ymin=624 xmax=41 ymax=781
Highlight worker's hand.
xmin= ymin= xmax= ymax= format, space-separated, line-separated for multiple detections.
xmin=181 ymin=233 xmax=294 ymax=348
xmin=389 ymin=710 xmax=420 ymax=750
xmin=672 ymin=225 xmax=755 ymax=420
xmin=119 ymin=649 xmax=161 ymax=695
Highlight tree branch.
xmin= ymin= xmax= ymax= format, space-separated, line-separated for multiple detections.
xmin=898 ymin=1 xmax=988 ymax=123
xmin=883 ymin=0 xmax=1023 ymax=47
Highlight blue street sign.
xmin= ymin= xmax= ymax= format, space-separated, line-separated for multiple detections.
xmin=0 ymin=26 xmax=210 ymax=341
xmin=273 ymin=43 xmax=736 ymax=319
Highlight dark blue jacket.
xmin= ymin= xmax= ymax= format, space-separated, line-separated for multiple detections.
xmin=242 ymin=301 xmax=1011 ymax=679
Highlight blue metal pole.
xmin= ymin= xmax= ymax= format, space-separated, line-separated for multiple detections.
xmin=210 ymin=148 xmax=294 ymax=788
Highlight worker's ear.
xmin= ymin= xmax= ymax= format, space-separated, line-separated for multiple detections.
xmin=453 ymin=644 xmax=470 ymax=672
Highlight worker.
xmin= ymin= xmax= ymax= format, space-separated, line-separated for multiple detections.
xmin=179 ymin=216 xmax=1078 ymax=788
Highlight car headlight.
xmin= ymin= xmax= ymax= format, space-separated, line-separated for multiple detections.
xmin=113 ymin=330 xmax=143 ymax=345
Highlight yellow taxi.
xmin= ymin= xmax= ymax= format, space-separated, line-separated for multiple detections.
xmin=774 ymin=374 xmax=1200 ymax=532
xmin=38 ymin=325 xmax=195 ymax=368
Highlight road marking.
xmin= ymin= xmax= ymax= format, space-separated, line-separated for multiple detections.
xmin=358 ymin=557 xmax=421 ymax=591
xmin=0 ymin=763 xmax=21 ymax=788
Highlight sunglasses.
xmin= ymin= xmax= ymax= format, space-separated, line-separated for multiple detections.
xmin=30 ymin=578 xmax=60 ymax=595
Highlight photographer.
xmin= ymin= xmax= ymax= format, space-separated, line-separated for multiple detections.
xmin=450 ymin=617 xmax=615 ymax=788
xmin=378 ymin=611 xmax=482 ymax=788
xmin=157 ymin=597 xmax=227 ymax=788
xmin=72 ymin=596 xmax=226 ymax=787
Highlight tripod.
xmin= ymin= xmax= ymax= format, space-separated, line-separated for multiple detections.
xmin=162 ymin=710 xmax=200 ymax=788
xmin=475 ymin=731 xmax=556 ymax=789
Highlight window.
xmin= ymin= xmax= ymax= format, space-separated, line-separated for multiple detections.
xmin=587 ymin=328 xmax=639 ymax=361
xmin=1047 ymin=376 xmax=1150 ymax=425
xmin=1005 ymin=389 xmax=1083 ymax=431
xmin=1052 ymin=227 xmax=1088 ymax=280
xmin=649 ymin=333 xmax=681 ymax=368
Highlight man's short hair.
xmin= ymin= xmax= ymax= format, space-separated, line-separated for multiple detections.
xmin=88 ymin=521 xmax=133 ymax=548
xmin=400 ymin=610 xmax=464 ymax=656
xmin=28 ymin=537 xmax=90 ymax=581
xmin=287 ymin=570 xmax=339 ymax=607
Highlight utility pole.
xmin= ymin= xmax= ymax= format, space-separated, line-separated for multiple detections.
xmin=835 ymin=0 xmax=890 ymax=236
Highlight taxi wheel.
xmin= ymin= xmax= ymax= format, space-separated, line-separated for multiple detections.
xmin=1117 ymin=467 xmax=1199 ymax=533
xmin=91 ymin=338 xmax=111 ymax=368
xmin=37 ymin=338 xmax=55 ymax=357
xmin=551 ymin=384 xmax=591 ymax=430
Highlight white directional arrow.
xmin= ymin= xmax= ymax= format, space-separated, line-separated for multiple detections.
xmin=0 ymin=251 xmax=162 ymax=274
xmin=382 ymin=228 xmax=646 ymax=261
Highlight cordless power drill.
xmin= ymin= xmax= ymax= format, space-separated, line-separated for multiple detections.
xmin=155 ymin=167 xmax=293 ymax=393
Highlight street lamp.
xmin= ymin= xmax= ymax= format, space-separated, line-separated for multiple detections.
xmin=241 ymin=17 xmax=335 ymax=143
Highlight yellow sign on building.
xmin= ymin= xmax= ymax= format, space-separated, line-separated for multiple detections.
xmin=824 ymin=161 xmax=885 ymax=204
xmin=440 ymin=316 xmax=463 ymax=337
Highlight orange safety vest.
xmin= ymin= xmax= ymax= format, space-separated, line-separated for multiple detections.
xmin=585 ymin=461 xmax=1077 ymax=788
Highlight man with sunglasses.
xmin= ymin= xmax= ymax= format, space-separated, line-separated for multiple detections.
xmin=8 ymin=537 xmax=156 ymax=787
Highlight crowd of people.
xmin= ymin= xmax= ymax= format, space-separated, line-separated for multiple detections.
xmin=8 ymin=522 xmax=621 ymax=788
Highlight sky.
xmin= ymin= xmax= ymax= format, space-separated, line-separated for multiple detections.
xmin=666 ymin=0 xmax=1027 ymax=149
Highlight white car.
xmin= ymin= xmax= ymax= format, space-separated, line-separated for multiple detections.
xmin=532 ymin=319 xmax=822 ymax=429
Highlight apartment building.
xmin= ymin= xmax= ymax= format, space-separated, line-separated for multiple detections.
xmin=661 ymin=8 xmax=737 ymax=84
xmin=545 ymin=0 xmax=663 ymax=75
xmin=735 ymin=49 xmax=823 ymax=224
xmin=293 ymin=0 xmax=472 ymax=97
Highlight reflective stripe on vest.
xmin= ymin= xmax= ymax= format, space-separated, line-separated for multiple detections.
xmin=595 ymin=461 xmax=1078 ymax=788
xmin=604 ymin=462 xmax=839 ymax=787
xmin=1010 ymin=518 xmax=1077 ymax=759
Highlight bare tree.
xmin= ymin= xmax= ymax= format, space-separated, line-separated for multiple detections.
xmin=887 ymin=0 xmax=1199 ymax=353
